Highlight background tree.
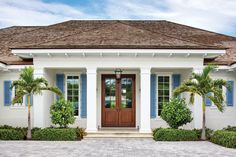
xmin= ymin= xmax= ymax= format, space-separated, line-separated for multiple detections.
xmin=173 ymin=65 xmax=230 ymax=140
xmin=11 ymin=67 xmax=62 ymax=139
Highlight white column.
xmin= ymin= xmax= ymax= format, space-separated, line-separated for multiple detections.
xmin=33 ymin=68 xmax=46 ymax=128
xmin=193 ymin=68 xmax=203 ymax=129
xmin=140 ymin=67 xmax=151 ymax=133
xmin=86 ymin=67 xmax=97 ymax=132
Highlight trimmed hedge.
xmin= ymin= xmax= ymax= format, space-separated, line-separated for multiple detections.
xmin=153 ymin=128 xmax=198 ymax=141
xmin=0 ymin=129 xmax=25 ymax=140
xmin=211 ymin=130 xmax=236 ymax=148
xmin=32 ymin=127 xmax=86 ymax=141
xmin=223 ymin=126 xmax=236 ymax=132
xmin=193 ymin=128 xmax=214 ymax=140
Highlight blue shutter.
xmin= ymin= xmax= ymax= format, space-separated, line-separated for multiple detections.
xmin=205 ymin=93 xmax=212 ymax=106
xmin=150 ymin=74 xmax=156 ymax=118
xmin=4 ymin=80 xmax=12 ymax=106
xmin=80 ymin=74 xmax=87 ymax=118
xmin=226 ymin=81 xmax=234 ymax=106
xmin=172 ymin=74 xmax=181 ymax=90
xmin=56 ymin=74 xmax=65 ymax=100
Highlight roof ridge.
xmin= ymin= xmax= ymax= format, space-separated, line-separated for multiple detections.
xmin=118 ymin=21 xmax=221 ymax=48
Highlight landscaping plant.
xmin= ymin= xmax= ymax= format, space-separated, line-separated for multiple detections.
xmin=153 ymin=128 xmax=198 ymax=141
xmin=211 ymin=130 xmax=236 ymax=148
xmin=50 ymin=99 xmax=76 ymax=128
xmin=173 ymin=65 xmax=229 ymax=140
xmin=11 ymin=67 xmax=62 ymax=139
xmin=161 ymin=98 xmax=192 ymax=129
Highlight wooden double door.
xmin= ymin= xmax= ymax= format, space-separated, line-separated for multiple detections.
xmin=102 ymin=74 xmax=135 ymax=127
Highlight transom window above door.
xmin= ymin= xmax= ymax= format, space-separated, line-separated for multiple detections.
xmin=157 ymin=75 xmax=171 ymax=116
xmin=66 ymin=75 xmax=79 ymax=116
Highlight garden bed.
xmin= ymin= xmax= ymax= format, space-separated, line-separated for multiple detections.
xmin=0 ymin=125 xmax=86 ymax=141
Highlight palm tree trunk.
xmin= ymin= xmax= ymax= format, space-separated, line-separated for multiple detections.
xmin=26 ymin=95 xmax=32 ymax=140
xmin=201 ymin=97 xmax=206 ymax=140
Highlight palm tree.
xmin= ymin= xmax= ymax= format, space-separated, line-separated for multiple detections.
xmin=11 ymin=67 xmax=62 ymax=139
xmin=173 ymin=65 xmax=230 ymax=140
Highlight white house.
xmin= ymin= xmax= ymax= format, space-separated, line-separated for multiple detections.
xmin=0 ymin=20 xmax=236 ymax=133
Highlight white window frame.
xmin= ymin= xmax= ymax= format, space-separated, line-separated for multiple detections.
xmin=155 ymin=72 xmax=172 ymax=117
xmin=65 ymin=73 xmax=81 ymax=117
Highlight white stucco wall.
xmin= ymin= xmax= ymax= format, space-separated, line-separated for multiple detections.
xmin=0 ymin=70 xmax=32 ymax=127
xmin=205 ymin=71 xmax=236 ymax=130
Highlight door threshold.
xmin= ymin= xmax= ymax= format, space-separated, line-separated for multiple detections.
xmin=99 ymin=127 xmax=138 ymax=130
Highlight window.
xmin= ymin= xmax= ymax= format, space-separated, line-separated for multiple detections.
xmin=157 ymin=75 xmax=171 ymax=116
xmin=66 ymin=75 xmax=79 ymax=116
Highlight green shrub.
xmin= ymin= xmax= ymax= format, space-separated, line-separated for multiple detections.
xmin=193 ymin=128 xmax=214 ymax=140
xmin=50 ymin=99 xmax=76 ymax=128
xmin=211 ymin=130 xmax=236 ymax=148
xmin=0 ymin=129 xmax=25 ymax=140
xmin=0 ymin=125 xmax=27 ymax=140
xmin=75 ymin=127 xmax=87 ymax=140
xmin=32 ymin=128 xmax=77 ymax=141
xmin=161 ymin=98 xmax=193 ymax=129
xmin=223 ymin=126 xmax=236 ymax=132
xmin=153 ymin=128 xmax=198 ymax=141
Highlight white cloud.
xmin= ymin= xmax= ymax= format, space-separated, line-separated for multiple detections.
xmin=0 ymin=0 xmax=95 ymax=27
xmin=104 ymin=0 xmax=236 ymax=35
xmin=0 ymin=0 xmax=235 ymax=36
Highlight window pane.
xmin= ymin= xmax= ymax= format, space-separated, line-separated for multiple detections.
xmin=158 ymin=76 xmax=170 ymax=116
xmin=67 ymin=75 xmax=79 ymax=116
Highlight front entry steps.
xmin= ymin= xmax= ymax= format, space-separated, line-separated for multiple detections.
xmin=85 ymin=128 xmax=152 ymax=138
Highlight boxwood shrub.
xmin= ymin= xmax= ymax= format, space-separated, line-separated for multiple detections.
xmin=153 ymin=128 xmax=198 ymax=141
xmin=193 ymin=128 xmax=214 ymax=140
xmin=32 ymin=127 xmax=86 ymax=141
xmin=211 ymin=130 xmax=236 ymax=148
xmin=0 ymin=129 xmax=25 ymax=140
xmin=223 ymin=126 xmax=236 ymax=132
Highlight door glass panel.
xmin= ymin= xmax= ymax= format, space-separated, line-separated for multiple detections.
xmin=121 ymin=78 xmax=132 ymax=108
xmin=105 ymin=78 xmax=116 ymax=108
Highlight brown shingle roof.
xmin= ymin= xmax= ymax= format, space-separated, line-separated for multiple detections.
xmin=1 ymin=20 xmax=236 ymax=65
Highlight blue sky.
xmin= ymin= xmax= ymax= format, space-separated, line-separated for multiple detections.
xmin=0 ymin=0 xmax=236 ymax=37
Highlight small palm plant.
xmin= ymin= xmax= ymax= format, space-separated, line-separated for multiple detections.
xmin=173 ymin=65 xmax=230 ymax=140
xmin=11 ymin=67 xmax=62 ymax=139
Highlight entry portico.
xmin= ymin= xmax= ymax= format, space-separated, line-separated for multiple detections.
xmin=12 ymin=48 xmax=224 ymax=133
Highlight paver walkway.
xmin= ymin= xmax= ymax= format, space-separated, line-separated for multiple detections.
xmin=0 ymin=138 xmax=236 ymax=157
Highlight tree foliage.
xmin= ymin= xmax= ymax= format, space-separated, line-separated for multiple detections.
xmin=161 ymin=98 xmax=193 ymax=129
xmin=50 ymin=99 xmax=76 ymax=128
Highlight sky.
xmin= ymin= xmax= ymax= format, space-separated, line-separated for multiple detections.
xmin=0 ymin=0 xmax=236 ymax=36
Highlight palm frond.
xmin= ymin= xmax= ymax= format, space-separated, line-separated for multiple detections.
xmin=202 ymin=65 xmax=217 ymax=79
xmin=189 ymin=93 xmax=195 ymax=104
xmin=40 ymin=87 xmax=63 ymax=97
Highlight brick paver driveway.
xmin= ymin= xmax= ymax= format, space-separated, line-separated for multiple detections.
xmin=0 ymin=138 xmax=236 ymax=157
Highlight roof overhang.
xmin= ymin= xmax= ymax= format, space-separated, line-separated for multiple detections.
xmin=0 ymin=62 xmax=6 ymax=70
xmin=11 ymin=49 xmax=225 ymax=59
